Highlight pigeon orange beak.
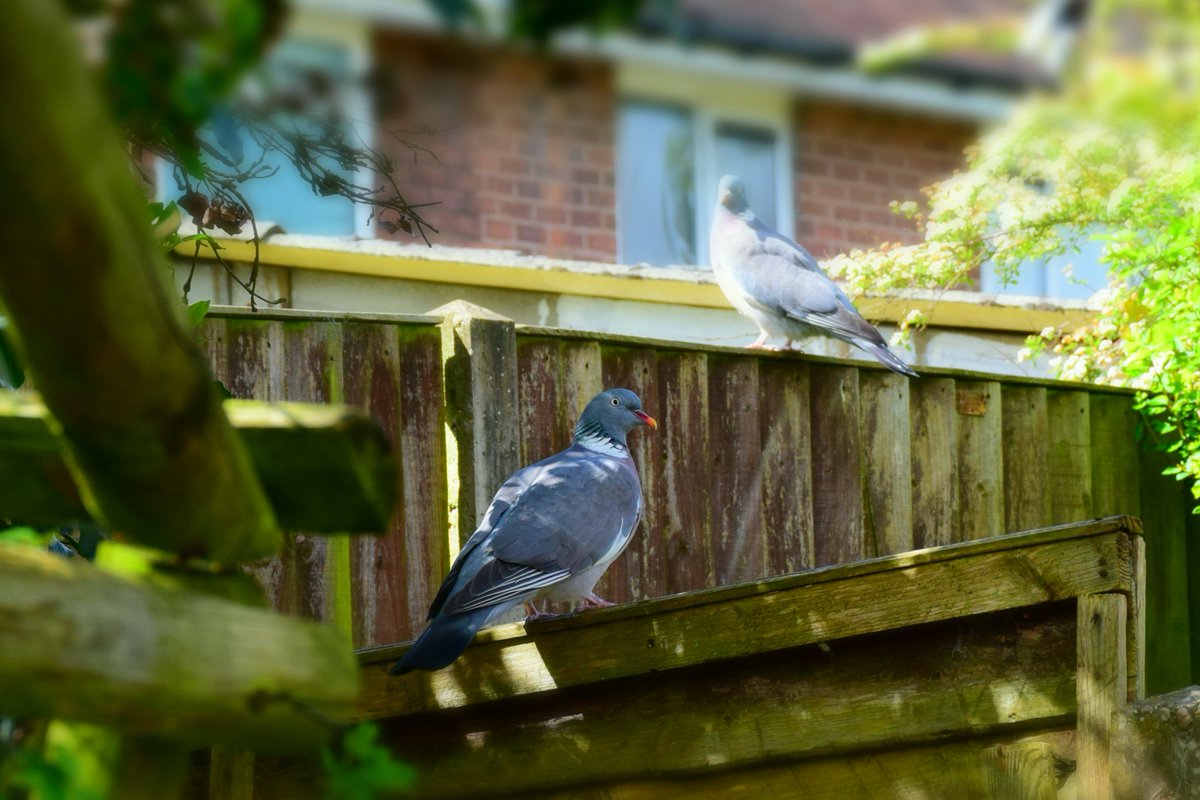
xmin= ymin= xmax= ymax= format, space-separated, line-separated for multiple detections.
xmin=634 ymin=410 xmax=657 ymax=430
xmin=719 ymin=191 xmax=731 ymax=207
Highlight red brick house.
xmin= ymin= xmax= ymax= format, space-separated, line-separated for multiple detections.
xmin=260 ymin=0 xmax=1036 ymax=265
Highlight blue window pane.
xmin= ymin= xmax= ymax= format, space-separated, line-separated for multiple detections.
xmin=714 ymin=123 xmax=777 ymax=230
xmin=618 ymin=102 xmax=696 ymax=266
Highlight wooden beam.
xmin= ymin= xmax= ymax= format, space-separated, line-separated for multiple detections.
xmin=0 ymin=543 xmax=358 ymax=751
xmin=359 ymin=518 xmax=1139 ymax=718
xmin=263 ymin=606 xmax=1077 ymax=799
xmin=0 ymin=0 xmax=277 ymax=564
xmin=0 ymin=394 xmax=395 ymax=533
xmin=1077 ymin=592 xmax=1128 ymax=800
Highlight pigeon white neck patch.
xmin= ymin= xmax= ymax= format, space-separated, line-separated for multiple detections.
xmin=577 ymin=432 xmax=626 ymax=457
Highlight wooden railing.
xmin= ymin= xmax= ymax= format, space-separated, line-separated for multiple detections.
xmin=195 ymin=304 xmax=1195 ymax=696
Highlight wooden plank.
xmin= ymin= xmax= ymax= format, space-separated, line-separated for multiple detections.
xmin=114 ymin=736 xmax=190 ymax=800
xmin=956 ymin=380 xmax=1003 ymax=539
xmin=515 ymin=337 xmax=562 ymax=466
xmin=276 ymin=321 xmax=344 ymax=623
xmin=1090 ymin=394 xmax=1141 ymax=518
xmin=598 ymin=346 xmax=662 ymax=603
xmin=758 ymin=360 xmax=813 ymax=574
xmin=707 ymin=355 xmax=765 ymax=583
xmin=0 ymin=393 xmax=395 ymax=534
xmin=1046 ymin=390 xmax=1092 ymax=522
xmin=343 ymin=322 xmax=405 ymax=648
xmin=208 ymin=749 xmax=254 ymax=800
xmin=1138 ymin=446 xmax=1190 ymax=694
xmin=1001 ymin=386 xmax=1050 ymax=532
xmin=0 ymin=543 xmax=357 ymax=751
xmin=982 ymin=741 xmax=1058 ymax=800
xmin=810 ymin=365 xmax=864 ymax=565
xmin=436 ymin=301 xmax=520 ymax=553
xmin=312 ymin=607 xmax=1076 ymax=799
xmin=529 ymin=731 xmax=1076 ymax=800
xmin=1077 ymin=592 xmax=1128 ymax=800
xmin=656 ymin=350 xmax=715 ymax=593
xmin=860 ymin=371 xmax=912 ymax=556
xmin=361 ymin=521 xmax=1135 ymax=718
xmin=395 ymin=326 xmax=451 ymax=641
xmin=909 ymin=377 xmax=958 ymax=549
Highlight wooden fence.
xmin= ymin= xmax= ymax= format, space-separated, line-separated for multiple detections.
xmin=198 ymin=305 xmax=1197 ymax=694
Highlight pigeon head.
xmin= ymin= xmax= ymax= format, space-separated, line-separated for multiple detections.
xmin=717 ymin=174 xmax=749 ymax=214
xmin=574 ymin=388 xmax=657 ymax=449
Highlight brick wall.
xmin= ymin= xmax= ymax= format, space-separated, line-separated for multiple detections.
xmin=792 ymin=100 xmax=976 ymax=259
xmin=374 ymin=33 xmax=976 ymax=266
xmin=373 ymin=33 xmax=617 ymax=261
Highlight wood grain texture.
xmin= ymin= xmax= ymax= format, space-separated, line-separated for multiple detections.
xmin=1047 ymin=390 xmax=1093 ymax=522
xmin=860 ymin=371 xmax=912 ymax=556
xmin=1138 ymin=446 xmax=1191 ymax=694
xmin=207 ymin=749 xmax=254 ymax=800
xmin=528 ymin=732 xmax=1076 ymax=800
xmin=1001 ymin=386 xmax=1049 ymax=532
xmin=910 ymin=377 xmax=959 ymax=549
xmin=359 ymin=520 xmax=1135 ymax=718
xmin=956 ymin=380 xmax=1004 ymax=540
xmin=343 ymin=322 xmax=405 ymax=647
xmin=810 ymin=366 xmax=864 ymax=565
xmin=758 ymin=360 xmax=813 ymax=574
xmin=656 ymin=350 xmax=714 ymax=594
xmin=982 ymin=740 xmax=1058 ymax=800
xmin=267 ymin=607 xmax=1077 ymax=799
xmin=1077 ymin=592 xmax=1128 ymax=800
xmin=707 ymin=355 xmax=765 ymax=584
xmin=1090 ymin=394 xmax=1141 ymax=518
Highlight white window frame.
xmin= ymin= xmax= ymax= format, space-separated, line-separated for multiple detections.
xmin=616 ymin=62 xmax=795 ymax=268
xmin=156 ymin=9 xmax=376 ymax=239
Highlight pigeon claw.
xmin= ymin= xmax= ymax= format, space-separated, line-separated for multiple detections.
xmin=576 ymin=593 xmax=616 ymax=611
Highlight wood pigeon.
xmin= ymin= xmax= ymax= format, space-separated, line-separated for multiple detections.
xmin=709 ymin=175 xmax=919 ymax=377
xmin=389 ymin=388 xmax=656 ymax=675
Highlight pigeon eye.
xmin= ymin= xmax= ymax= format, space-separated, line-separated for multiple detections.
xmin=610 ymin=397 xmax=620 ymax=406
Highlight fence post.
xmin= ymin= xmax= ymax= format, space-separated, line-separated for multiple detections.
xmin=435 ymin=301 xmax=521 ymax=556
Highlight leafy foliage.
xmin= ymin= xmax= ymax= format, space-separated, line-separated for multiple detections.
xmin=321 ymin=722 xmax=416 ymax=800
xmin=825 ymin=0 xmax=1200 ymax=506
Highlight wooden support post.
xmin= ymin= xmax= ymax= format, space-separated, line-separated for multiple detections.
xmin=435 ymin=301 xmax=520 ymax=554
xmin=981 ymin=741 xmax=1057 ymax=800
xmin=1077 ymin=592 xmax=1128 ymax=800
xmin=209 ymin=748 xmax=255 ymax=800
xmin=113 ymin=736 xmax=190 ymax=800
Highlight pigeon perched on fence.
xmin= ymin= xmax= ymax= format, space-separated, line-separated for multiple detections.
xmin=389 ymin=388 xmax=656 ymax=675
xmin=709 ymin=175 xmax=919 ymax=378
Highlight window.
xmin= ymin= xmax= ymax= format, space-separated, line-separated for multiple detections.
xmin=159 ymin=14 xmax=372 ymax=238
xmin=981 ymin=229 xmax=1110 ymax=299
xmin=616 ymin=65 xmax=793 ymax=268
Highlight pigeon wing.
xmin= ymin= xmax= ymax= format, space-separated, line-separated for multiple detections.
xmin=439 ymin=450 xmax=642 ymax=616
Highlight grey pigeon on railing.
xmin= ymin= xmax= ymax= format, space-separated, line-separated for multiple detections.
xmin=389 ymin=388 xmax=656 ymax=675
xmin=709 ymin=175 xmax=919 ymax=377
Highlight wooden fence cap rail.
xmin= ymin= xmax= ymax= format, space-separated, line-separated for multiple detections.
xmin=0 ymin=393 xmax=396 ymax=534
xmin=356 ymin=516 xmax=1142 ymax=719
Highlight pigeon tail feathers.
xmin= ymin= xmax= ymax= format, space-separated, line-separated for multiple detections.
xmin=857 ymin=341 xmax=920 ymax=378
xmin=388 ymin=606 xmax=493 ymax=675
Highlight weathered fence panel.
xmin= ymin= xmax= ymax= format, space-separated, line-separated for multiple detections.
xmin=199 ymin=308 xmax=1193 ymax=693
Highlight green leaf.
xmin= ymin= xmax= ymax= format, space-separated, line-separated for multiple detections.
xmin=0 ymin=317 xmax=25 ymax=389
xmin=187 ymin=300 xmax=211 ymax=328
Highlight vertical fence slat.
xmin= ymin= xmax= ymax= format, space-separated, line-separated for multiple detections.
xmin=342 ymin=322 xmax=404 ymax=648
xmin=396 ymin=326 xmax=450 ymax=641
xmin=860 ymin=372 xmax=913 ymax=557
xmin=1090 ymin=394 xmax=1141 ymax=518
xmin=811 ymin=366 xmax=864 ymax=565
xmin=759 ymin=360 xmax=813 ymax=574
xmin=558 ymin=340 xmax=604 ymax=440
xmin=707 ymin=355 xmax=765 ymax=584
xmin=956 ymin=380 xmax=1003 ymax=540
xmin=1001 ymin=386 xmax=1049 ymax=532
xmin=1047 ymin=391 xmax=1092 ymax=523
xmin=657 ymin=350 xmax=714 ymax=594
xmin=1139 ymin=445 xmax=1191 ymax=694
xmin=278 ymin=321 xmax=345 ymax=626
xmin=910 ymin=378 xmax=958 ymax=549
xmin=516 ymin=338 xmax=562 ymax=465
xmin=598 ymin=347 xmax=660 ymax=603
